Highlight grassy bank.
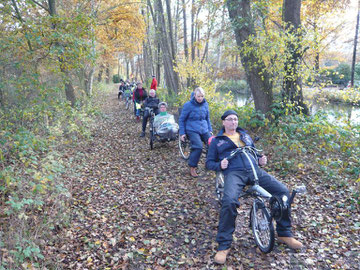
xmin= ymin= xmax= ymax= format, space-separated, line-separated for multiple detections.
xmin=0 ymin=83 xmax=111 ymax=268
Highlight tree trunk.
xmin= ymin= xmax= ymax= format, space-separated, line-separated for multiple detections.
xmin=98 ymin=66 xmax=103 ymax=82
xmin=351 ymin=4 xmax=360 ymax=87
xmin=148 ymin=0 xmax=179 ymax=92
xmin=282 ymin=0 xmax=308 ymax=114
xmin=226 ymin=0 xmax=273 ymax=114
xmin=126 ymin=59 xmax=130 ymax=80
xmin=84 ymin=66 xmax=94 ymax=97
xmin=48 ymin=0 xmax=76 ymax=106
xmin=182 ymin=0 xmax=189 ymax=61
xmin=105 ymin=65 xmax=110 ymax=84
xmin=191 ymin=0 xmax=195 ymax=62
xmin=165 ymin=0 xmax=176 ymax=60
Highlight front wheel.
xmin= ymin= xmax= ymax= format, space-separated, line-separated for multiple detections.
xmin=178 ymin=135 xmax=190 ymax=160
xmin=250 ymin=201 xmax=275 ymax=253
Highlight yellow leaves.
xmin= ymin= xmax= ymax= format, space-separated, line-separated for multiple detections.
xmin=129 ymin=236 xmax=136 ymax=242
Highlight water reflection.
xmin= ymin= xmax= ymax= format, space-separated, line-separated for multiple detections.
xmin=233 ymin=93 xmax=360 ymax=125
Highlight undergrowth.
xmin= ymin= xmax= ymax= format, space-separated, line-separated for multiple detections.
xmin=0 ymin=83 xmax=107 ymax=268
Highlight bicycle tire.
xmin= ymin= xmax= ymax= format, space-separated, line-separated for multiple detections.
xmin=250 ymin=201 xmax=275 ymax=253
xmin=179 ymin=136 xmax=190 ymax=160
xmin=149 ymin=116 xmax=154 ymax=150
xmin=150 ymin=130 xmax=154 ymax=150
xmin=125 ymin=99 xmax=130 ymax=110
xmin=215 ymin=172 xmax=225 ymax=205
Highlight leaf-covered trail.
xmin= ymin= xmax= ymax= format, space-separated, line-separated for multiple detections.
xmin=47 ymin=88 xmax=359 ymax=269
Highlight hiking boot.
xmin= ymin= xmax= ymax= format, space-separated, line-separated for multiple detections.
xmin=140 ymin=132 xmax=145 ymax=137
xmin=214 ymin=249 xmax=230 ymax=264
xmin=190 ymin=167 xmax=198 ymax=177
xmin=278 ymin=237 xmax=303 ymax=249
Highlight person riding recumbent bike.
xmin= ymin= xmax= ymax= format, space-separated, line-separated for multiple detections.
xmin=149 ymin=102 xmax=179 ymax=149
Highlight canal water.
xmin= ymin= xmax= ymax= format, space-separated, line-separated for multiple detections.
xmin=233 ymin=92 xmax=360 ymax=125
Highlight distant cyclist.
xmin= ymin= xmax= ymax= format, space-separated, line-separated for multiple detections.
xmin=118 ymin=80 xmax=126 ymax=100
xmin=140 ymin=89 xmax=159 ymax=137
xmin=133 ymin=82 xmax=148 ymax=122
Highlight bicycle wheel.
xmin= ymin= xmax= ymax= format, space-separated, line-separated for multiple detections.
xmin=150 ymin=131 xmax=154 ymax=150
xmin=149 ymin=117 xmax=154 ymax=150
xmin=178 ymin=136 xmax=190 ymax=160
xmin=215 ymin=172 xmax=225 ymax=205
xmin=250 ymin=201 xmax=275 ymax=253
xmin=125 ymin=98 xmax=130 ymax=110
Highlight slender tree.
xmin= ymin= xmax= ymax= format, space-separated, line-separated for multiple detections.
xmin=351 ymin=1 xmax=360 ymax=87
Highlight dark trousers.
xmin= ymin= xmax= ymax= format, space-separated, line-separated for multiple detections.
xmin=187 ymin=131 xmax=211 ymax=167
xmin=142 ymin=108 xmax=159 ymax=132
xmin=216 ymin=169 xmax=292 ymax=251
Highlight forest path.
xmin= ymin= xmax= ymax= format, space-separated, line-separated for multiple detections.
xmin=46 ymin=86 xmax=359 ymax=269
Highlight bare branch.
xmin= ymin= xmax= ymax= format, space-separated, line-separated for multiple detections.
xmin=28 ymin=0 xmax=49 ymax=12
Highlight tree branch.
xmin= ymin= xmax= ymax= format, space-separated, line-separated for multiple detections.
xmin=28 ymin=0 xmax=49 ymax=12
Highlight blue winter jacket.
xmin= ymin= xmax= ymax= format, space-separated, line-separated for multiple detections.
xmin=206 ymin=127 xmax=261 ymax=175
xmin=179 ymin=97 xmax=212 ymax=135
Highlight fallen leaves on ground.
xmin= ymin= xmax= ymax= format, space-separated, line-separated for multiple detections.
xmin=45 ymin=89 xmax=360 ymax=269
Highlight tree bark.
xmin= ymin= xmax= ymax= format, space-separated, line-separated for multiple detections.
xmin=182 ymin=0 xmax=189 ymax=61
xmin=149 ymin=0 xmax=179 ymax=92
xmin=48 ymin=0 xmax=76 ymax=106
xmin=282 ymin=0 xmax=308 ymax=114
xmin=191 ymin=0 xmax=195 ymax=62
xmin=165 ymin=0 xmax=176 ymax=60
xmin=351 ymin=3 xmax=360 ymax=87
xmin=105 ymin=65 xmax=110 ymax=84
xmin=226 ymin=0 xmax=273 ymax=114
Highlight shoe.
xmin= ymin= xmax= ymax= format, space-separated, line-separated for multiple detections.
xmin=278 ymin=237 xmax=303 ymax=249
xmin=140 ymin=132 xmax=145 ymax=137
xmin=136 ymin=116 xmax=140 ymax=122
xmin=214 ymin=249 xmax=230 ymax=264
xmin=190 ymin=167 xmax=199 ymax=177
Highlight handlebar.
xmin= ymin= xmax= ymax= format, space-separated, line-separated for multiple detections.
xmin=226 ymin=146 xmax=262 ymax=161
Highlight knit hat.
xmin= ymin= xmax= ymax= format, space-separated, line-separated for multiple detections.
xmin=158 ymin=102 xmax=168 ymax=108
xmin=221 ymin=110 xmax=238 ymax=120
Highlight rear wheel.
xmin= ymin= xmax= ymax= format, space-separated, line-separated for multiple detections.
xmin=179 ymin=136 xmax=190 ymax=160
xmin=149 ymin=116 xmax=154 ymax=150
xmin=250 ymin=201 xmax=274 ymax=253
xmin=150 ymin=130 xmax=154 ymax=150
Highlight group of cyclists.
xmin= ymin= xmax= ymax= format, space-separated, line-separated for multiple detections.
xmin=117 ymin=81 xmax=303 ymax=265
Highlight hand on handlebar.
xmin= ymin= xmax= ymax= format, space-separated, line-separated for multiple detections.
xmin=221 ymin=158 xmax=229 ymax=170
xmin=180 ymin=134 xmax=187 ymax=142
xmin=258 ymin=155 xmax=267 ymax=166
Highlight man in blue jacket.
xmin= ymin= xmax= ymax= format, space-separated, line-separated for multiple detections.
xmin=206 ymin=110 xmax=303 ymax=264
xmin=179 ymin=87 xmax=212 ymax=177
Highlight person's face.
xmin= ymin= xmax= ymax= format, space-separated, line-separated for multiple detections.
xmin=222 ymin=115 xmax=238 ymax=132
xmin=137 ymin=83 xmax=142 ymax=89
xmin=195 ymin=91 xmax=204 ymax=103
xmin=149 ymin=91 xmax=155 ymax=97
xmin=159 ymin=105 xmax=167 ymax=112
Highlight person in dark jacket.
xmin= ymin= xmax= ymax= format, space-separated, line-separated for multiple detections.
xmin=118 ymin=81 xmax=126 ymax=100
xmin=206 ymin=110 xmax=303 ymax=265
xmin=140 ymin=89 xmax=159 ymax=137
xmin=179 ymin=87 xmax=212 ymax=177
xmin=133 ymin=82 xmax=148 ymax=121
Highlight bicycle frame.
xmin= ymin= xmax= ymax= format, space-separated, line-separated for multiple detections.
xmin=215 ymin=145 xmax=306 ymax=253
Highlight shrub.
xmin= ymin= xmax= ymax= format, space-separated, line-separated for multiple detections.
xmin=113 ymin=74 xmax=121 ymax=83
